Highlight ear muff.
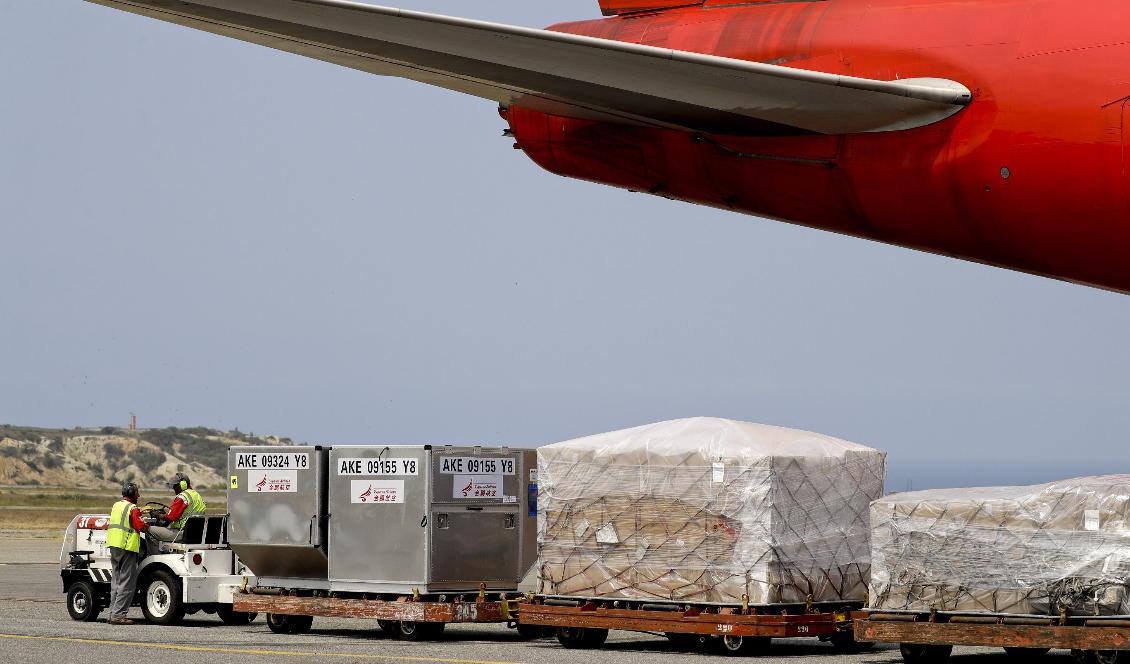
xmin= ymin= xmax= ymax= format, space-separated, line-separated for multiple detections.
xmin=179 ymin=480 xmax=188 ymax=491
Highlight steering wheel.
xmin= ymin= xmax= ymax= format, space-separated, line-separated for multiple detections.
xmin=141 ymin=501 xmax=170 ymax=518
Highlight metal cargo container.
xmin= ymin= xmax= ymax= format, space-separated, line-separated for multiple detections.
xmin=327 ymin=445 xmax=536 ymax=594
xmin=227 ymin=445 xmax=330 ymax=588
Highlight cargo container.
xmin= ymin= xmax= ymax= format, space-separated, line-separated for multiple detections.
xmin=227 ymin=444 xmax=537 ymax=639
xmin=226 ymin=445 xmax=330 ymax=589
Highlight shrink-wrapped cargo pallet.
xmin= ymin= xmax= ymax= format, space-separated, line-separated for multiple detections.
xmin=536 ymin=417 xmax=886 ymax=605
xmin=870 ymin=475 xmax=1130 ymax=615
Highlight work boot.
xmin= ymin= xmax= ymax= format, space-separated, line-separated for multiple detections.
xmin=108 ymin=617 xmax=135 ymax=625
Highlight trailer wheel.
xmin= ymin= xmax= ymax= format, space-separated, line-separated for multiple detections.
xmin=66 ymin=581 xmax=101 ymax=622
xmin=1093 ymin=652 xmax=1126 ymax=664
xmin=141 ymin=570 xmax=185 ymax=625
xmin=556 ymin=626 xmax=608 ymax=649
xmin=1004 ymin=647 xmax=1050 ymax=658
xmin=516 ymin=624 xmax=549 ymax=640
xmin=664 ymin=632 xmax=698 ymax=650
xmin=900 ymin=643 xmax=953 ymax=663
xmin=266 ymin=613 xmax=314 ymax=634
xmin=830 ymin=631 xmax=873 ymax=653
xmin=718 ymin=635 xmax=771 ymax=656
xmin=377 ymin=620 xmax=398 ymax=635
xmin=396 ymin=621 xmax=444 ymax=641
xmin=216 ymin=606 xmax=257 ymax=625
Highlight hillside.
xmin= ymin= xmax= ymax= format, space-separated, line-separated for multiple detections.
xmin=0 ymin=425 xmax=294 ymax=489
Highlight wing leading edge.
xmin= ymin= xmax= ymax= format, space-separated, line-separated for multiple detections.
xmin=83 ymin=0 xmax=972 ymax=135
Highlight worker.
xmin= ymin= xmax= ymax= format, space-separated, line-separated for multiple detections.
xmin=147 ymin=472 xmax=207 ymax=551
xmin=107 ymin=481 xmax=148 ymax=625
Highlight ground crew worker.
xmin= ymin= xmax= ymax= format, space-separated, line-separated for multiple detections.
xmin=107 ymin=481 xmax=148 ymax=625
xmin=147 ymin=472 xmax=206 ymax=551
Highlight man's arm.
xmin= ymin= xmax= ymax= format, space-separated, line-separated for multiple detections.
xmin=164 ymin=496 xmax=187 ymax=524
xmin=129 ymin=505 xmax=149 ymax=532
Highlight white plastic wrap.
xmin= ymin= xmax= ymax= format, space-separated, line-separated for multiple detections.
xmin=536 ymin=417 xmax=886 ymax=605
xmin=870 ymin=475 xmax=1130 ymax=615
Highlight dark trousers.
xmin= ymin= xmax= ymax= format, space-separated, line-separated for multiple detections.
xmin=108 ymin=547 xmax=139 ymax=619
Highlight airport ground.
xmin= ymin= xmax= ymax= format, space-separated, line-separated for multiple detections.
xmin=0 ymin=539 xmax=1076 ymax=664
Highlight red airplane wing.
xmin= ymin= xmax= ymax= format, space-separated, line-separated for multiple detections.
xmin=84 ymin=0 xmax=969 ymax=135
xmin=598 ymin=0 xmax=702 ymax=16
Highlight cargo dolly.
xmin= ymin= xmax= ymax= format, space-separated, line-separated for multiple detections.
xmin=234 ymin=583 xmax=525 ymax=640
xmin=517 ymin=595 xmax=867 ymax=655
xmin=854 ymin=610 xmax=1130 ymax=663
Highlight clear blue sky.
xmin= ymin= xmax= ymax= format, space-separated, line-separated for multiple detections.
xmin=2 ymin=1 xmax=1128 ymax=490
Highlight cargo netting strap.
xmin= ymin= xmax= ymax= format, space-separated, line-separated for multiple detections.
xmin=535 ymin=451 xmax=885 ymax=605
xmin=868 ymin=475 xmax=1130 ymax=616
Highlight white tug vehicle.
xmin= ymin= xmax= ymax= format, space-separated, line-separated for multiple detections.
xmin=60 ymin=507 xmax=256 ymax=625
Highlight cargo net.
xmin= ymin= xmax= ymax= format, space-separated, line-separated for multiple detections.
xmin=536 ymin=450 xmax=884 ymax=606
xmin=869 ymin=475 xmax=1130 ymax=616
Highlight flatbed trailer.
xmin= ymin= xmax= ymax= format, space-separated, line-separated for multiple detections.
xmin=517 ymin=595 xmax=866 ymax=655
xmin=233 ymin=585 xmax=524 ymax=641
xmin=854 ymin=610 xmax=1130 ymax=663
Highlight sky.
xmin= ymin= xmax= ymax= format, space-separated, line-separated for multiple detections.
xmin=2 ymin=1 xmax=1129 ymax=491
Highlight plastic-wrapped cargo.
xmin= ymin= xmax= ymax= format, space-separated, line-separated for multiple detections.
xmin=536 ymin=417 xmax=886 ymax=605
xmin=869 ymin=475 xmax=1130 ymax=616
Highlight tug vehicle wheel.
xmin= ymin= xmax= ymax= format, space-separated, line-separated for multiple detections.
xmin=66 ymin=581 xmax=101 ymax=622
xmin=141 ymin=569 xmax=185 ymax=625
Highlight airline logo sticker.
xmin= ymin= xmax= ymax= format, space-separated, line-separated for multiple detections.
xmin=351 ymin=479 xmax=404 ymax=504
xmin=248 ymin=469 xmax=297 ymax=493
xmin=454 ymin=474 xmax=502 ymax=499
xmin=77 ymin=515 xmax=110 ymax=530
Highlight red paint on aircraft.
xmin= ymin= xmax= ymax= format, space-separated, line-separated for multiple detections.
xmin=508 ymin=0 xmax=1130 ymax=293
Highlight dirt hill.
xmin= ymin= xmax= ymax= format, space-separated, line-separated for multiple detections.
xmin=0 ymin=425 xmax=295 ymax=489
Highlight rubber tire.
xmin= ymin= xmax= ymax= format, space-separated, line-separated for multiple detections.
xmin=1074 ymin=650 xmax=1097 ymax=664
xmin=830 ymin=631 xmax=873 ymax=653
xmin=396 ymin=621 xmax=443 ymax=641
xmin=216 ymin=605 xmax=257 ymax=625
xmin=556 ymin=626 xmax=608 ymax=649
xmin=266 ymin=613 xmax=314 ymax=634
xmin=665 ymin=632 xmax=699 ymax=650
xmin=140 ymin=569 xmax=185 ymax=625
xmin=1094 ymin=652 xmax=1126 ymax=664
xmin=516 ymin=624 xmax=548 ymax=640
xmin=717 ymin=635 xmax=771 ymax=656
xmin=900 ymin=643 xmax=954 ymax=663
xmin=66 ymin=581 xmax=101 ymax=622
xmin=1004 ymin=647 xmax=1051 ymax=658
xmin=377 ymin=620 xmax=399 ymax=635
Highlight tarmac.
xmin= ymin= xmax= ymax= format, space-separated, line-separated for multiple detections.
xmin=0 ymin=539 xmax=1073 ymax=663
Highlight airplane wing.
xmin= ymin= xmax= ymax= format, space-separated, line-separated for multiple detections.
xmin=83 ymin=0 xmax=972 ymax=135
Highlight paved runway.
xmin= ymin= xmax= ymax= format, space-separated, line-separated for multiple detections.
xmin=0 ymin=539 xmax=1074 ymax=663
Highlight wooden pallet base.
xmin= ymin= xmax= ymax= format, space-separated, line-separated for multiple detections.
xmin=234 ymin=593 xmax=517 ymax=623
xmin=855 ymin=613 xmax=1130 ymax=651
xmin=519 ymin=601 xmax=853 ymax=638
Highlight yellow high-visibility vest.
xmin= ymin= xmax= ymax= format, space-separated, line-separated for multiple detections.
xmin=107 ymin=499 xmax=141 ymax=553
xmin=171 ymin=489 xmax=207 ymax=529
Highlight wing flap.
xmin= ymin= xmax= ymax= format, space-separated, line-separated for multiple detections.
xmin=83 ymin=0 xmax=971 ymax=136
